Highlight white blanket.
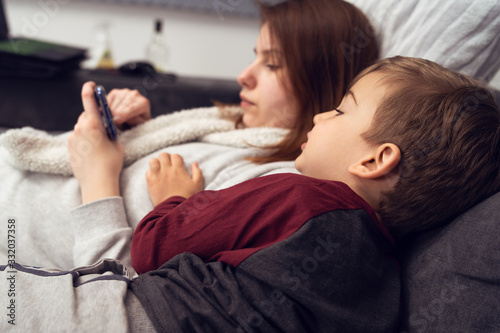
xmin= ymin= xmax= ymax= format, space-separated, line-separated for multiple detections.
xmin=0 ymin=106 xmax=288 ymax=176
xmin=0 ymin=106 xmax=298 ymax=269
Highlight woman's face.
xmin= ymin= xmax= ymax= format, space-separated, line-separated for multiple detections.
xmin=237 ymin=24 xmax=299 ymax=128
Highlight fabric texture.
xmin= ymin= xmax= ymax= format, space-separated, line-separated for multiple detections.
xmin=0 ymin=174 xmax=399 ymax=332
xmin=347 ymin=0 xmax=500 ymax=81
xmin=130 ymin=174 xmax=400 ymax=332
xmin=71 ymin=197 xmax=135 ymax=271
xmin=0 ymin=259 xmax=133 ymax=332
xmin=0 ymin=106 xmax=287 ymax=176
xmin=398 ymin=192 xmax=500 ymax=332
xmin=131 ymin=173 xmax=386 ymax=274
xmin=131 ymin=221 xmax=398 ymax=332
xmin=0 ymin=107 xmax=297 ymax=270
xmin=125 ymin=292 xmax=157 ymax=333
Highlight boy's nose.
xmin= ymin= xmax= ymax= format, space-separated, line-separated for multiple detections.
xmin=314 ymin=110 xmax=339 ymax=124
xmin=313 ymin=113 xmax=321 ymax=125
xmin=313 ymin=111 xmax=329 ymax=124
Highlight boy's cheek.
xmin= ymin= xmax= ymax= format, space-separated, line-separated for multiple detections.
xmin=294 ymin=155 xmax=304 ymax=173
xmin=294 ymin=153 xmax=311 ymax=175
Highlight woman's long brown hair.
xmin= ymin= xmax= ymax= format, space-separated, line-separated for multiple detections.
xmin=249 ymin=0 xmax=378 ymax=163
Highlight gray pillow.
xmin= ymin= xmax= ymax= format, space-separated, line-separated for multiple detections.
xmin=399 ymin=192 xmax=500 ymax=332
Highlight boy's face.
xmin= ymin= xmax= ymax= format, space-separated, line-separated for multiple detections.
xmin=295 ymin=72 xmax=387 ymax=183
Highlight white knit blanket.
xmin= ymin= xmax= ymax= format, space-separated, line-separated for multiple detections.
xmin=0 ymin=106 xmax=298 ymax=270
xmin=0 ymin=106 xmax=288 ymax=176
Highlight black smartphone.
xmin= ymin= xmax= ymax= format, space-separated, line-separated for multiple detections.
xmin=94 ymin=85 xmax=118 ymax=141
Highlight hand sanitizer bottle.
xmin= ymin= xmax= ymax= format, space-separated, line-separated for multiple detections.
xmin=145 ymin=19 xmax=169 ymax=72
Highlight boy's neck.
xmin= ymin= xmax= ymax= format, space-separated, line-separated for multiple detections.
xmin=345 ymin=173 xmax=399 ymax=223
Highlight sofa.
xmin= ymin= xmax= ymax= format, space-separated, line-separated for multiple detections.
xmin=398 ymin=192 xmax=500 ymax=332
xmin=0 ymin=69 xmax=241 ymax=131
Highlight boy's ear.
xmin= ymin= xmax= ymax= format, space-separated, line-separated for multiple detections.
xmin=348 ymin=143 xmax=401 ymax=179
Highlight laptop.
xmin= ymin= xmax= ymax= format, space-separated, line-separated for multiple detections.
xmin=0 ymin=0 xmax=87 ymax=78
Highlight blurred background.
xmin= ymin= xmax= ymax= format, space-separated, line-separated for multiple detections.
xmin=3 ymin=0 xmax=500 ymax=86
xmin=3 ymin=0 xmax=261 ymax=80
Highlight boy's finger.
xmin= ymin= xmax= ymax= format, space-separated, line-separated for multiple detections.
xmin=170 ymin=154 xmax=184 ymax=167
xmin=158 ymin=152 xmax=172 ymax=166
xmin=191 ymin=162 xmax=203 ymax=186
xmin=149 ymin=158 xmax=160 ymax=172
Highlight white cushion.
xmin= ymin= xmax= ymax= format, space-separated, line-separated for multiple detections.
xmin=347 ymin=0 xmax=500 ymax=81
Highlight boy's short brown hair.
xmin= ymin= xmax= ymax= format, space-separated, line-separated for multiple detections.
xmin=356 ymin=56 xmax=500 ymax=238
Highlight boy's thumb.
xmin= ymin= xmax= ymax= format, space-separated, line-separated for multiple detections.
xmin=191 ymin=162 xmax=203 ymax=185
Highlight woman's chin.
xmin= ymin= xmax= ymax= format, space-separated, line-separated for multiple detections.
xmin=242 ymin=113 xmax=259 ymax=128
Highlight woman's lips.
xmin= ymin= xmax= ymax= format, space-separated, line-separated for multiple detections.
xmin=240 ymin=95 xmax=254 ymax=108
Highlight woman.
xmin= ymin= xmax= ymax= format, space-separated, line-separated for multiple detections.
xmin=0 ymin=0 xmax=377 ymax=270
xmin=110 ymin=0 xmax=377 ymax=161
xmin=238 ymin=0 xmax=378 ymax=162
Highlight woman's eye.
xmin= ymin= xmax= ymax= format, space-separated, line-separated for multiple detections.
xmin=334 ymin=108 xmax=344 ymax=115
xmin=266 ymin=64 xmax=280 ymax=70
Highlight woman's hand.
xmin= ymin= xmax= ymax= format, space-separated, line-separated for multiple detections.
xmin=68 ymin=81 xmax=124 ymax=204
xmin=146 ymin=153 xmax=204 ymax=207
xmin=107 ymin=87 xmax=151 ymax=128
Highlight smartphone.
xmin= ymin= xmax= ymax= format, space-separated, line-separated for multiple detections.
xmin=94 ymin=85 xmax=118 ymax=141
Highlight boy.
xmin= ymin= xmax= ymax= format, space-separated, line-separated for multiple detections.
xmin=1 ymin=57 xmax=498 ymax=332
xmin=129 ymin=56 xmax=500 ymax=331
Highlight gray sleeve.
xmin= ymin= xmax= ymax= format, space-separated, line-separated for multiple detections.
xmin=70 ymin=197 xmax=134 ymax=273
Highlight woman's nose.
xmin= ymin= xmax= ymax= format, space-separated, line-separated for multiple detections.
xmin=237 ymin=63 xmax=256 ymax=89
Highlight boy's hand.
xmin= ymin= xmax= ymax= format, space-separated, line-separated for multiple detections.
xmin=68 ymin=81 xmax=124 ymax=204
xmin=106 ymin=87 xmax=151 ymax=128
xmin=146 ymin=153 xmax=204 ymax=207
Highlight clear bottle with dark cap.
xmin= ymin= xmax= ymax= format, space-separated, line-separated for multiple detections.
xmin=145 ymin=19 xmax=169 ymax=72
